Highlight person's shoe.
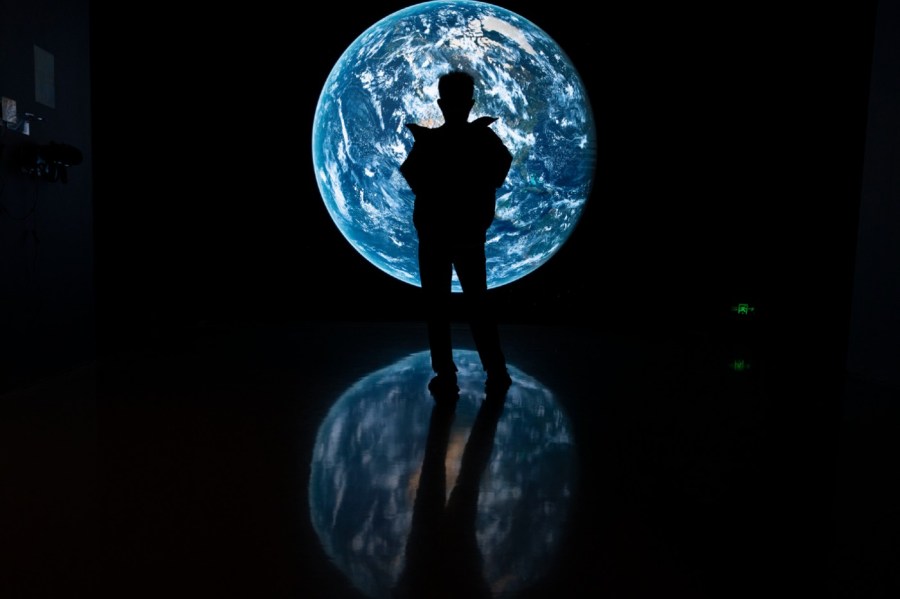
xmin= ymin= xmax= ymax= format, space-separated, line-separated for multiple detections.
xmin=485 ymin=369 xmax=512 ymax=394
xmin=428 ymin=372 xmax=459 ymax=396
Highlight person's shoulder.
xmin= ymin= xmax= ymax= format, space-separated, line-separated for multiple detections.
xmin=469 ymin=117 xmax=505 ymax=144
xmin=405 ymin=123 xmax=436 ymax=141
xmin=470 ymin=116 xmax=499 ymax=128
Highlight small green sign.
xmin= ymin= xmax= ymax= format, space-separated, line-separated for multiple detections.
xmin=731 ymin=303 xmax=756 ymax=316
xmin=731 ymin=359 xmax=751 ymax=372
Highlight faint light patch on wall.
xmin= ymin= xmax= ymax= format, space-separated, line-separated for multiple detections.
xmin=34 ymin=45 xmax=55 ymax=108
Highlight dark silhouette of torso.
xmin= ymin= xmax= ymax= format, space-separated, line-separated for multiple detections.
xmin=401 ymin=117 xmax=512 ymax=245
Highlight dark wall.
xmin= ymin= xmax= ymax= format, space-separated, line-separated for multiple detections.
xmin=0 ymin=0 xmax=93 ymax=391
xmin=847 ymin=0 xmax=900 ymax=389
xmin=90 ymin=1 xmax=877 ymax=366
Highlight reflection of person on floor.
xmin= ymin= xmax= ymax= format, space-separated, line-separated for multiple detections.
xmin=393 ymin=389 xmax=508 ymax=599
xmin=399 ymin=70 xmax=513 ymax=397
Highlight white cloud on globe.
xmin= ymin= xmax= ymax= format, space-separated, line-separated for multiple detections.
xmin=312 ymin=0 xmax=596 ymax=292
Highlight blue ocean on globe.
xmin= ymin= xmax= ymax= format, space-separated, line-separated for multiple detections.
xmin=312 ymin=0 xmax=596 ymax=291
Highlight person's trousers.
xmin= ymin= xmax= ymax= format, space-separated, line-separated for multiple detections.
xmin=418 ymin=237 xmax=506 ymax=376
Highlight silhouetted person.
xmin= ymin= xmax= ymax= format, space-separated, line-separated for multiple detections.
xmin=393 ymin=388 xmax=509 ymax=599
xmin=400 ymin=71 xmax=513 ymax=396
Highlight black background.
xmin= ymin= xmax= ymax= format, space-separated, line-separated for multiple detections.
xmin=91 ymin=0 xmax=876 ymax=358
xmin=1 ymin=3 xmax=885 ymax=596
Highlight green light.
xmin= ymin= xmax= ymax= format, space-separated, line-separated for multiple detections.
xmin=731 ymin=303 xmax=756 ymax=316
xmin=731 ymin=359 xmax=751 ymax=372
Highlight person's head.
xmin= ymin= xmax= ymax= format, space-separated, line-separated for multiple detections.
xmin=437 ymin=71 xmax=475 ymax=124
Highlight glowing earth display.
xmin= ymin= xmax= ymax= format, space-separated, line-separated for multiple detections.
xmin=312 ymin=0 xmax=596 ymax=291
xmin=309 ymin=349 xmax=578 ymax=598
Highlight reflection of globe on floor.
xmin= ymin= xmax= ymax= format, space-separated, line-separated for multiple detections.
xmin=312 ymin=0 xmax=596 ymax=291
xmin=308 ymin=349 xmax=577 ymax=599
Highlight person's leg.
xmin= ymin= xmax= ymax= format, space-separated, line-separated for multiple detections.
xmin=418 ymin=237 xmax=456 ymax=381
xmin=453 ymin=244 xmax=508 ymax=388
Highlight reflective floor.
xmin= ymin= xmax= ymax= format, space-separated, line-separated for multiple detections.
xmin=1 ymin=321 xmax=896 ymax=598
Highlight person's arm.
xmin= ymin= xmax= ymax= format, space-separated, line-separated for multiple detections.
xmin=473 ymin=117 xmax=512 ymax=189
xmin=399 ymin=124 xmax=428 ymax=194
xmin=488 ymin=132 xmax=512 ymax=189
